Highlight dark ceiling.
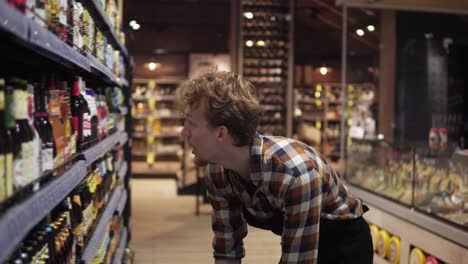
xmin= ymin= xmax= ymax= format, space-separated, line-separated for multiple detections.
xmin=122 ymin=0 xmax=379 ymax=79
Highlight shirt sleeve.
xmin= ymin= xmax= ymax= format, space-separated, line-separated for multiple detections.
xmin=280 ymin=169 xmax=323 ymax=264
xmin=205 ymin=164 xmax=248 ymax=260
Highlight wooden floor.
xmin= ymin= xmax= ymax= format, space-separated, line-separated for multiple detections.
xmin=130 ymin=179 xmax=281 ymax=264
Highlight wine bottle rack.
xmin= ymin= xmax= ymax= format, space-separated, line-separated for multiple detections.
xmin=0 ymin=1 xmax=132 ymax=262
xmin=236 ymin=0 xmax=294 ymax=137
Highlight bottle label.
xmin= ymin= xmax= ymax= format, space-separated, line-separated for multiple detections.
xmin=0 ymin=155 xmax=6 ymax=201
xmin=14 ymin=141 xmax=34 ymax=187
xmin=13 ymin=90 xmax=28 ymax=119
xmin=59 ymin=0 xmax=67 ymax=26
xmin=5 ymin=87 xmax=15 ymax=128
xmin=5 ymin=153 xmax=13 ymax=198
xmin=83 ymin=114 xmax=92 ymax=137
xmin=0 ymin=91 xmax=4 ymax=110
xmin=33 ymin=131 xmax=41 ymax=180
xmin=41 ymin=145 xmax=54 ymax=172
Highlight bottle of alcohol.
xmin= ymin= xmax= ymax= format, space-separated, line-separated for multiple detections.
xmin=71 ymin=77 xmax=83 ymax=149
xmin=12 ymin=78 xmax=35 ymax=189
xmin=4 ymin=80 xmax=18 ymax=199
xmin=34 ymin=77 xmax=56 ymax=175
xmin=26 ymin=83 xmax=41 ymax=185
xmin=48 ymin=77 xmax=66 ymax=173
xmin=0 ymin=79 xmax=12 ymax=202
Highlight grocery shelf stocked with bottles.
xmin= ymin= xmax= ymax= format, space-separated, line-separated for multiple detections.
xmin=130 ymin=78 xmax=184 ymax=184
xmin=236 ymin=0 xmax=294 ymax=137
xmin=0 ymin=0 xmax=133 ymax=263
xmin=295 ymin=82 xmax=376 ymax=163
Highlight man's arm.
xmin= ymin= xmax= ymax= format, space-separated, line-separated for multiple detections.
xmin=280 ymin=170 xmax=322 ymax=264
xmin=205 ymin=164 xmax=248 ymax=262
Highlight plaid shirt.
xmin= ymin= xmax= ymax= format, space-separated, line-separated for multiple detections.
xmin=205 ymin=132 xmax=365 ymax=264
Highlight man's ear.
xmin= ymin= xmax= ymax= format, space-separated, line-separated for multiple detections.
xmin=217 ymin=126 xmax=229 ymax=142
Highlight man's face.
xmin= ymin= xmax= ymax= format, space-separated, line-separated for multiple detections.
xmin=181 ymin=102 xmax=217 ymax=167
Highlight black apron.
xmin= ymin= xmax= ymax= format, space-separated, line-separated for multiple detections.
xmin=229 ymin=174 xmax=373 ymax=263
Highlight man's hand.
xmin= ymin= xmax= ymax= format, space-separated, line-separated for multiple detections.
xmin=215 ymin=259 xmax=241 ymax=264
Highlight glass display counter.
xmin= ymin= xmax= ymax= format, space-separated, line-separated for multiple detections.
xmin=346 ymin=139 xmax=468 ymax=229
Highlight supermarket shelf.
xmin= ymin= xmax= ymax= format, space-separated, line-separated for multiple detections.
xmin=155 ymin=95 xmax=176 ymax=101
xmin=86 ymin=0 xmax=128 ymax=58
xmin=132 ymin=132 xmax=147 ymax=138
xmin=0 ymin=160 xmax=87 ymax=263
xmin=0 ymin=2 xmax=127 ymax=87
xmin=117 ymin=190 xmax=127 ymax=216
xmin=120 ymin=106 xmax=128 ymax=116
xmin=152 ymin=132 xmax=181 ymax=139
xmin=118 ymin=161 xmax=128 ymax=182
xmin=87 ymin=53 xmax=119 ymax=86
xmin=0 ymin=1 xmax=28 ymax=41
xmin=82 ymin=185 xmax=123 ymax=264
xmin=132 ymin=161 xmax=181 ymax=177
xmin=120 ymin=78 xmax=129 ymax=87
xmin=119 ymin=131 xmax=128 ymax=146
xmin=132 ymin=114 xmax=149 ymax=119
xmin=82 ymin=132 xmax=122 ymax=166
xmin=112 ymin=228 xmax=128 ymax=264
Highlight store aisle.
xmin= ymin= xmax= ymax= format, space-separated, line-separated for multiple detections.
xmin=130 ymin=179 xmax=281 ymax=264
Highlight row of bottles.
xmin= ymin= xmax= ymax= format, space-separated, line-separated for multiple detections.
xmin=6 ymin=0 xmax=126 ymax=79
xmin=7 ymin=150 xmax=119 ymax=263
xmin=0 ymin=75 xmax=123 ymax=205
xmin=241 ymin=1 xmax=291 ymax=136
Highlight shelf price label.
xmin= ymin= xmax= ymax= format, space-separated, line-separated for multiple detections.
xmin=148 ymin=98 xmax=156 ymax=109
xmin=147 ymin=135 xmax=154 ymax=144
xmin=146 ymin=152 xmax=156 ymax=164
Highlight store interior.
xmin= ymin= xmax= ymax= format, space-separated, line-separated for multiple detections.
xmin=0 ymin=0 xmax=467 ymax=264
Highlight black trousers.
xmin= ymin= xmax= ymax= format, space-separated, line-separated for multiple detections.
xmin=243 ymin=204 xmax=373 ymax=264
xmin=317 ymin=216 xmax=373 ymax=264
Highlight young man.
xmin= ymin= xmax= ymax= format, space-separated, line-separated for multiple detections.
xmin=175 ymin=71 xmax=373 ymax=264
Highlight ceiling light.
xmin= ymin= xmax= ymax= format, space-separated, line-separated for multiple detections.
xmin=356 ymin=29 xmax=365 ymax=36
xmin=132 ymin=23 xmax=141 ymax=30
xmin=154 ymin=49 xmax=167 ymax=54
xmin=245 ymin=40 xmax=254 ymax=47
xmin=256 ymin=40 xmax=265 ymax=47
xmin=319 ymin=67 xmax=328 ymax=75
xmin=367 ymin=25 xmax=375 ymax=32
xmin=243 ymin=12 xmax=254 ymax=19
xmin=148 ymin=62 xmax=159 ymax=71
xmin=129 ymin=20 xmax=137 ymax=26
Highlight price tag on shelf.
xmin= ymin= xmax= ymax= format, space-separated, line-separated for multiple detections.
xmin=146 ymin=136 xmax=154 ymax=144
xmin=148 ymin=81 xmax=156 ymax=90
xmin=146 ymin=152 xmax=155 ymax=164
xmin=148 ymin=98 xmax=156 ymax=109
xmin=315 ymin=121 xmax=322 ymax=129
xmin=315 ymin=84 xmax=323 ymax=92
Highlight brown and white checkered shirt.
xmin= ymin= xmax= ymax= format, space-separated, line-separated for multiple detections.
xmin=205 ymin=132 xmax=365 ymax=263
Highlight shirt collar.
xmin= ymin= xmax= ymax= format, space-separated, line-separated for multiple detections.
xmin=249 ymin=132 xmax=264 ymax=184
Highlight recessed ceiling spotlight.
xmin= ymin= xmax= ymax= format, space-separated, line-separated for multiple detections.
xmin=243 ymin=12 xmax=254 ymax=19
xmin=367 ymin=25 xmax=375 ymax=32
xmin=319 ymin=67 xmax=328 ymax=75
xmin=132 ymin=23 xmax=141 ymax=30
xmin=256 ymin=40 xmax=265 ymax=47
xmin=148 ymin=62 xmax=160 ymax=71
xmin=245 ymin=40 xmax=254 ymax=47
xmin=129 ymin=20 xmax=137 ymax=26
xmin=356 ymin=29 xmax=365 ymax=36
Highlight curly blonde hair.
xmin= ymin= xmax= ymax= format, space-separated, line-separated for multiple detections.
xmin=175 ymin=71 xmax=263 ymax=146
